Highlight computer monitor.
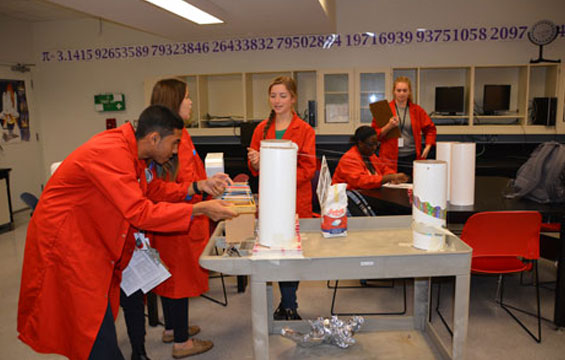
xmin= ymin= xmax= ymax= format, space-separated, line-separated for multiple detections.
xmin=483 ymin=85 xmax=511 ymax=115
xmin=434 ymin=86 xmax=464 ymax=115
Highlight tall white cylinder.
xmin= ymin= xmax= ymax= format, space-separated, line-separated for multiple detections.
xmin=436 ymin=142 xmax=457 ymax=202
xmin=450 ymin=143 xmax=476 ymax=206
xmin=412 ymin=160 xmax=447 ymax=251
xmin=258 ymin=140 xmax=298 ymax=248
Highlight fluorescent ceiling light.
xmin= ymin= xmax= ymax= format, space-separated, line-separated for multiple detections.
xmin=143 ymin=0 xmax=223 ymax=25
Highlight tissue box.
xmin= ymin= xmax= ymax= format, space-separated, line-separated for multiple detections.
xmin=205 ymin=153 xmax=224 ymax=177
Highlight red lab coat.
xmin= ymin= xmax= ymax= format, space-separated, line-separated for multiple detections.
xmin=18 ymin=124 xmax=193 ymax=360
xmin=248 ymin=113 xmax=316 ymax=218
xmin=332 ymin=146 xmax=395 ymax=190
xmin=371 ymin=100 xmax=436 ymax=172
xmin=150 ymin=129 xmax=210 ymax=298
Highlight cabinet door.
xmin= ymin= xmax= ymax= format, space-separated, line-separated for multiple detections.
xmin=317 ymin=70 xmax=355 ymax=134
xmin=356 ymin=70 xmax=388 ymax=125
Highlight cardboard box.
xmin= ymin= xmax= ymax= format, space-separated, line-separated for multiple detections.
xmin=225 ymin=212 xmax=256 ymax=244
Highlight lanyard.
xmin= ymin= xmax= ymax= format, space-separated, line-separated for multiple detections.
xmin=395 ymin=103 xmax=409 ymax=131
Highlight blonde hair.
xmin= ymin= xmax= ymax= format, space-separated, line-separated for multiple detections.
xmin=393 ymin=76 xmax=414 ymax=104
xmin=263 ymin=76 xmax=297 ymax=138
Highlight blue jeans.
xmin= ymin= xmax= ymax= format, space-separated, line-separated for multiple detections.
xmin=279 ymin=281 xmax=299 ymax=309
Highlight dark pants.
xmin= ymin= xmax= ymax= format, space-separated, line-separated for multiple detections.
xmin=161 ymin=296 xmax=189 ymax=343
xmin=397 ymin=153 xmax=417 ymax=180
xmin=119 ymin=289 xmax=146 ymax=355
xmin=279 ymin=281 xmax=299 ymax=309
xmin=88 ymin=302 xmax=125 ymax=360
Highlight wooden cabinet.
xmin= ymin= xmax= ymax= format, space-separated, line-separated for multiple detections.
xmin=357 ymin=70 xmax=387 ymax=124
xmin=316 ymin=68 xmax=389 ymax=134
xmin=146 ymin=71 xmax=317 ymax=136
xmin=146 ymin=63 xmax=563 ymax=136
xmin=317 ymin=70 xmax=354 ymax=134
xmin=392 ymin=64 xmax=563 ymax=134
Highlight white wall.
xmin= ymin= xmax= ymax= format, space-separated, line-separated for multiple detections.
xmin=4 ymin=0 xmax=565 ymax=210
xmin=0 ymin=16 xmax=44 ymax=211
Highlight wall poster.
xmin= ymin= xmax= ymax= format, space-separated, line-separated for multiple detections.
xmin=0 ymin=79 xmax=30 ymax=144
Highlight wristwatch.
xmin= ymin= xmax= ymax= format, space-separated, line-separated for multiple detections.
xmin=193 ymin=181 xmax=202 ymax=195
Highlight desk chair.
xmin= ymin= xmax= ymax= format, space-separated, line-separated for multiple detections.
xmin=328 ymin=279 xmax=407 ymax=316
xmin=20 ymin=192 xmax=39 ymax=216
xmin=200 ymin=246 xmax=229 ymax=307
xmin=435 ymin=211 xmax=542 ymax=342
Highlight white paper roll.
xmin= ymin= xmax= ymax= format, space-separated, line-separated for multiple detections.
xmin=436 ymin=142 xmax=457 ymax=202
xmin=450 ymin=143 xmax=476 ymax=206
xmin=412 ymin=160 xmax=447 ymax=251
xmin=258 ymin=140 xmax=298 ymax=248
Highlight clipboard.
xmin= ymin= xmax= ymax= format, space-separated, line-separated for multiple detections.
xmin=369 ymin=100 xmax=401 ymax=140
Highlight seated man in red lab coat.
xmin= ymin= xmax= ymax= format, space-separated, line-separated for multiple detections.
xmin=17 ymin=105 xmax=237 ymax=360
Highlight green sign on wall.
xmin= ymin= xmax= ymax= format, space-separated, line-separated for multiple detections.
xmin=94 ymin=93 xmax=125 ymax=112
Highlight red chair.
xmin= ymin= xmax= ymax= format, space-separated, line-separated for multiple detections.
xmin=541 ymin=223 xmax=561 ymax=232
xmin=436 ymin=211 xmax=542 ymax=342
xmin=233 ymin=173 xmax=250 ymax=183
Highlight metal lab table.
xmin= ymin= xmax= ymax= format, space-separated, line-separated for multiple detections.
xmin=200 ymin=216 xmax=472 ymax=359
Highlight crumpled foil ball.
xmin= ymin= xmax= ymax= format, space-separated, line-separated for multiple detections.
xmin=281 ymin=315 xmax=364 ymax=349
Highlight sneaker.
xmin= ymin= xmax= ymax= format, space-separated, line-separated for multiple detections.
xmin=172 ymin=339 xmax=213 ymax=359
xmin=162 ymin=326 xmax=201 ymax=343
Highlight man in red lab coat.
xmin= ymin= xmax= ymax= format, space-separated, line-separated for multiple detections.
xmin=17 ymin=105 xmax=236 ymax=360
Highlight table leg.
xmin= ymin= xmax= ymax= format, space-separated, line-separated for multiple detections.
xmin=267 ymin=282 xmax=274 ymax=334
xmin=452 ymin=273 xmax=470 ymax=359
xmin=554 ymin=215 xmax=565 ymax=327
xmin=251 ymin=276 xmax=269 ymax=360
xmin=413 ymin=277 xmax=430 ymax=330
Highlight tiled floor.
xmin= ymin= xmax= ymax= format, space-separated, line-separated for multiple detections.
xmin=2 ymin=211 xmax=565 ymax=359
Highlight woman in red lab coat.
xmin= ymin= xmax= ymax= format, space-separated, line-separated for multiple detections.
xmin=247 ymin=76 xmax=316 ymax=320
xmin=372 ymin=76 xmax=436 ymax=176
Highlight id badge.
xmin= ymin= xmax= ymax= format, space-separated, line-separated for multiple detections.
xmin=398 ymin=137 xmax=404 ymax=147
xmin=134 ymin=231 xmax=150 ymax=249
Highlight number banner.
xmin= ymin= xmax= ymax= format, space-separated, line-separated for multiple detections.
xmin=40 ymin=24 xmax=565 ymax=64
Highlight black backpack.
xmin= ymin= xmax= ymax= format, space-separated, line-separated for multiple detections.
xmin=506 ymin=142 xmax=565 ymax=204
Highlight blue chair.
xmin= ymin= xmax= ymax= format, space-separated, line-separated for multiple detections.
xmin=20 ymin=192 xmax=39 ymax=216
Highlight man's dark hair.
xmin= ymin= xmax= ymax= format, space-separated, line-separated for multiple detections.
xmin=135 ymin=105 xmax=184 ymax=140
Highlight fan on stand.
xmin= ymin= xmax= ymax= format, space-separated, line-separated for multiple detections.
xmin=528 ymin=20 xmax=560 ymax=63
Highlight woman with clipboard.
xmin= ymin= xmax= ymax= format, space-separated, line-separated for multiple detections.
xmin=371 ymin=76 xmax=436 ymax=177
